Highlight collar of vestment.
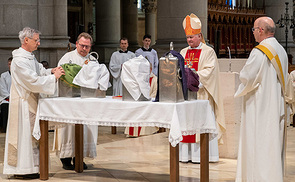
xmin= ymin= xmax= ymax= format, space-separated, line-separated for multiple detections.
xmin=12 ymin=47 xmax=35 ymax=60
xmin=141 ymin=47 xmax=152 ymax=52
xmin=119 ymin=50 xmax=128 ymax=53
xmin=74 ymin=49 xmax=89 ymax=59
xmin=189 ymin=42 xmax=203 ymax=50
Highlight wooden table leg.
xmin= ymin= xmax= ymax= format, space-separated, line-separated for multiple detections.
xmin=200 ymin=133 xmax=209 ymax=182
xmin=39 ymin=120 xmax=49 ymax=180
xmin=75 ymin=124 xmax=84 ymax=173
xmin=111 ymin=126 xmax=117 ymax=134
xmin=170 ymin=144 xmax=179 ymax=182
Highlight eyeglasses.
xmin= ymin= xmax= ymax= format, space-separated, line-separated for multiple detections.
xmin=29 ymin=37 xmax=40 ymax=43
xmin=78 ymin=43 xmax=91 ymax=49
xmin=252 ymin=27 xmax=263 ymax=32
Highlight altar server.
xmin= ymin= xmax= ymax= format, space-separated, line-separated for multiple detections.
xmin=3 ymin=27 xmax=64 ymax=178
xmin=109 ymin=38 xmax=135 ymax=96
xmin=135 ymin=34 xmax=159 ymax=76
xmin=179 ymin=13 xmax=226 ymax=163
xmin=235 ymin=17 xmax=289 ymax=182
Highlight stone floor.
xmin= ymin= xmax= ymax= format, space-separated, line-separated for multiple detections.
xmin=0 ymin=126 xmax=294 ymax=182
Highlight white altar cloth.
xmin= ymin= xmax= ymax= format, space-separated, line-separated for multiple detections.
xmin=33 ymin=96 xmax=217 ymax=147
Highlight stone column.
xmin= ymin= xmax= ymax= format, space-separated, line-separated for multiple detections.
xmin=143 ymin=0 xmax=157 ymax=46
xmin=156 ymin=0 xmax=208 ymax=54
xmin=95 ymin=0 xmax=121 ymax=45
xmin=0 ymin=0 xmax=68 ymax=71
xmin=122 ymin=0 xmax=138 ymax=46
xmin=94 ymin=0 xmax=121 ymax=64
xmin=38 ymin=0 xmax=69 ymax=67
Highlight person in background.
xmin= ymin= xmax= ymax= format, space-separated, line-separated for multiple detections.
xmin=109 ymin=38 xmax=135 ymax=96
xmin=3 ymin=27 xmax=64 ymax=179
xmin=0 ymin=57 xmax=12 ymax=133
xmin=41 ymin=60 xmax=49 ymax=69
xmin=135 ymin=34 xmax=158 ymax=76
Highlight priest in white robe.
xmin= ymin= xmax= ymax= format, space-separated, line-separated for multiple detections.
xmin=0 ymin=57 xmax=12 ymax=133
xmin=179 ymin=13 xmax=226 ymax=163
xmin=109 ymin=38 xmax=135 ymax=96
xmin=55 ymin=32 xmax=98 ymax=170
xmin=135 ymin=34 xmax=159 ymax=76
xmin=235 ymin=17 xmax=288 ymax=182
xmin=3 ymin=27 xmax=64 ymax=178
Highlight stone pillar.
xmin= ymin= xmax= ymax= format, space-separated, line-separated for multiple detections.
xmin=156 ymin=0 xmax=208 ymax=55
xmin=143 ymin=0 xmax=157 ymax=46
xmin=0 ymin=0 xmax=68 ymax=72
xmin=95 ymin=0 xmax=121 ymax=45
xmin=38 ymin=0 xmax=69 ymax=67
xmin=122 ymin=0 xmax=138 ymax=46
xmin=94 ymin=0 xmax=121 ymax=64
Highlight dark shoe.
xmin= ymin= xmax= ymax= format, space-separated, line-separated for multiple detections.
xmin=62 ymin=164 xmax=75 ymax=170
xmin=73 ymin=157 xmax=88 ymax=170
xmin=14 ymin=173 xmax=40 ymax=179
xmin=61 ymin=157 xmax=74 ymax=170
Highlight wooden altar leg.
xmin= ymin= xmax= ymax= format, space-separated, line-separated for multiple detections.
xmin=75 ymin=124 xmax=84 ymax=173
xmin=200 ymin=133 xmax=209 ymax=182
xmin=111 ymin=126 xmax=116 ymax=134
xmin=170 ymin=144 xmax=179 ymax=182
xmin=39 ymin=120 xmax=49 ymax=180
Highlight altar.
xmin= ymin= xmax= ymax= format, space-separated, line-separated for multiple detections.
xmin=34 ymin=96 xmax=217 ymax=182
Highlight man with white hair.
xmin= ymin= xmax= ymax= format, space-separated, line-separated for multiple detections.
xmin=235 ymin=16 xmax=288 ymax=182
xmin=3 ymin=27 xmax=64 ymax=178
xmin=179 ymin=13 xmax=226 ymax=163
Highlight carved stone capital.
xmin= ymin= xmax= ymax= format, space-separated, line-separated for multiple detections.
xmin=142 ymin=0 xmax=157 ymax=14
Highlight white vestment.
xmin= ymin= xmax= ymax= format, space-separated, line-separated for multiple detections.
xmin=54 ymin=49 xmax=98 ymax=158
xmin=235 ymin=37 xmax=287 ymax=182
xmin=0 ymin=71 xmax=11 ymax=104
xmin=3 ymin=47 xmax=56 ymax=175
xmin=124 ymin=72 xmax=159 ymax=137
xmin=135 ymin=47 xmax=159 ymax=76
xmin=122 ymin=56 xmax=158 ymax=136
xmin=109 ymin=50 xmax=135 ymax=96
xmin=179 ymin=43 xmax=225 ymax=163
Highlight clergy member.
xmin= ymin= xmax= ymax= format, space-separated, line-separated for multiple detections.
xmin=109 ymin=38 xmax=135 ymax=96
xmin=234 ymin=17 xmax=288 ymax=182
xmin=135 ymin=34 xmax=159 ymax=76
xmin=3 ymin=27 xmax=64 ymax=178
xmin=179 ymin=13 xmax=226 ymax=163
xmin=55 ymin=32 xmax=98 ymax=170
xmin=0 ymin=57 xmax=12 ymax=133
